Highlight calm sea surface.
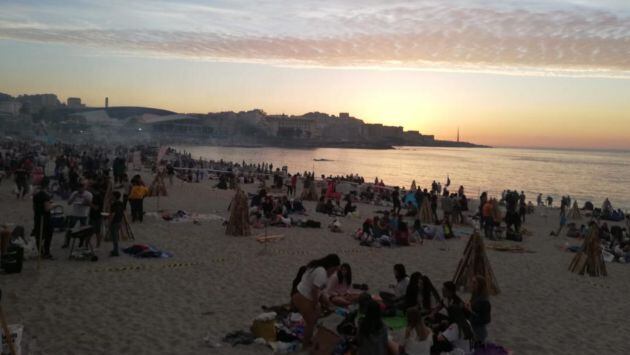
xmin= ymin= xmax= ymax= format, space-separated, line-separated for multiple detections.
xmin=177 ymin=146 xmax=630 ymax=210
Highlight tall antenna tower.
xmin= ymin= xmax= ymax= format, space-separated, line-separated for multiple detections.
xmin=457 ymin=127 xmax=460 ymax=143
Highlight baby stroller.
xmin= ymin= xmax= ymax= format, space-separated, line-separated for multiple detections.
xmin=50 ymin=205 xmax=66 ymax=232
xmin=66 ymin=226 xmax=98 ymax=261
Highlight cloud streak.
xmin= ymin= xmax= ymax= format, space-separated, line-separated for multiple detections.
xmin=1 ymin=0 xmax=629 ymax=76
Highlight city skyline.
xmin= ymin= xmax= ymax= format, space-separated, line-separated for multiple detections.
xmin=1 ymin=0 xmax=630 ymax=149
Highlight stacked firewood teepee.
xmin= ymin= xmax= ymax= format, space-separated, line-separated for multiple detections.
xmin=567 ymin=201 xmax=581 ymax=220
xmin=301 ymin=179 xmax=319 ymax=201
xmin=419 ymin=199 xmax=433 ymax=223
xmin=453 ymin=231 xmax=500 ymax=295
xmin=568 ymin=226 xmax=607 ymax=276
xmin=226 ymin=188 xmax=251 ymax=236
xmin=149 ymin=172 xmax=168 ymax=197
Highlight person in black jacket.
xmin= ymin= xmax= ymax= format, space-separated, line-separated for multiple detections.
xmin=465 ymin=275 xmax=492 ymax=345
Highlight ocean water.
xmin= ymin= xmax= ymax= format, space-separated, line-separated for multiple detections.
xmin=177 ymin=146 xmax=630 ymax=210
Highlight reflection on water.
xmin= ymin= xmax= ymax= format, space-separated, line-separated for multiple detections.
xmin=177 ymin=145 xmax=630 ymax=210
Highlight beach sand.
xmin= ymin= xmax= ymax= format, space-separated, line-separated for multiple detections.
xmin=1 ymin=174 xmax=629 ymax=355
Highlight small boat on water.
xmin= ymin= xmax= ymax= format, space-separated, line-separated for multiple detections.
xmin=313 ymin=158 xmax=333 ymax=162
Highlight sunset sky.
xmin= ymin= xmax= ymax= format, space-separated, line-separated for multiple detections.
xmin=1 ymin=0 xmax=629 ymax=149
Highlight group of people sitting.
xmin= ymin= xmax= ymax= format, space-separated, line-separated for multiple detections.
xmin=355 ymin=207 xmax=460 ymax=248
xmin=290 ymin=256 xmax=492 ymax=355
xmin=249 ymin=188 xmax=307 ymax=227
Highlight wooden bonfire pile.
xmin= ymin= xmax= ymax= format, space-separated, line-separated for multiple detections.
xmin=226 ymin=188 xmax=251 ymax=236
xmin=453 ymin=231 xmax=500 ymax=295
xmin=419 ymin=199 xmax=433 ymax=224
xmin=567 ymin=201 xmax=581 ymax=220
xmin=149 ymin=172 xmax=168 ymax=197
xmin=568 ymin=227 xmax=607 ymax=276
xmin=301 ymin=179 xmax=319 ymax=201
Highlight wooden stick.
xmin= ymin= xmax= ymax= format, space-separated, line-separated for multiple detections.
xmin=37 ymin=215 xmax=43 ymax=271
xmin=0 ymin=291 xmax=17 ymax=355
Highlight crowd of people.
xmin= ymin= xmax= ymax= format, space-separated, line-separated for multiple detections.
xmin=290 ymin=255 xmax=492 ymax=354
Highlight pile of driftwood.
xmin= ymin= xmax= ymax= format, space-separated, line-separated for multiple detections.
xmin=301 ymin=179 xmax=319 ymax=201
xmin=567 ymin=201 xmax=582 ymax=220
xmin=453 ymin=231 xmax=500 ymax=295
xmin=568 ymin=227 xmax=607 ymax=276
xmin=419 ymin=199 xmax=433 ymax=224
xmin=226 ymin=188 xmax=251 ymax=236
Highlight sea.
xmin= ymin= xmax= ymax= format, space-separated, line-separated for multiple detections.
xmin=176 ymin=146 xmax=630 ymax=210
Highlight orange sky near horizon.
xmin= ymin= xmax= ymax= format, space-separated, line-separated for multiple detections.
xmin=1 ymin=0 xmax=630 ymax=149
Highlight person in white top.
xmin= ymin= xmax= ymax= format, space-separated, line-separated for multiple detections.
xmin=379 ymin=264 xmax=409 ymax=310
xmin=403 ymin=307 xmax=433 ymax=355
xmin=67 ymin=183 xmax=93 ymax=227
xmin=432 ymin=304 xmax=473 ymax=354
xmin=291 ymin=254 xmax=341 ymax=347
xmin=325 ymin=263 xmax=360 ymax=307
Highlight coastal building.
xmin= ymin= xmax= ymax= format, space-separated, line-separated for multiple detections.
xmin=138 ymin=114 xmax=213 ymax=139
xmin=266 ymin=115 xmax=321 ymax=139
xmin=16 ymin=94 xmax=61 ymax=112
xmin=67 ymin=97 xmax=85 ymax=109
xmin=0 ymin=100 xmax=22 ymax=117
xmin=365 ymin=123 xmax=404 ymax=142
xmin=403 ymin=130 xmax=435 ymax=145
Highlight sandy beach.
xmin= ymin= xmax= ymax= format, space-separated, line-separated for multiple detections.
xmin=2 ymin=172 xmax=629 ymax=355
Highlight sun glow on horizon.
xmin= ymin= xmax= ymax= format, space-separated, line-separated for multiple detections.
xmin=1 ymin=0 xmax=630 ymax=149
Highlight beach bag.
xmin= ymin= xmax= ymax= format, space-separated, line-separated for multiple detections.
xmin=1 ymin=245 xmax=24 ymax=274
xmin=0 ymin=324 xmax=23 ymax=355
xmin=250 ymin=319 xmax=276 ymax=342
xmin=505 ymin=230 xmax=522 ymax=242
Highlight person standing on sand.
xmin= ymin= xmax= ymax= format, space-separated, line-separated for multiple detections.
xmin=108 ymin=191 xmax=124 ymax=256
xmin=291 ymin=173 xmax=298 ymax=197
xmin=291 ymin=254 xmax=341 ymax=347
xmin=128 ymin=177 xmax=149 ymax=222
xmin=551 ymin=204 xmax=567 ymax=236
xmin=32 ymin=177 xmax=54 ymax=259
xmin=479 ymin=192 xmax=488 ymax=229
xmin=547 ymin=195 xmax=553 ymax=207
xmin=392 ymin=187 xmax=402 ymax=215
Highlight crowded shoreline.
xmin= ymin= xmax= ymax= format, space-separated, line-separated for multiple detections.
xmin=1 ymin=139 xmax=630 ymax=355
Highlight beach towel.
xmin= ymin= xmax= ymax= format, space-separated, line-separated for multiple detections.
xmin=123 ymin=244 xmax=173 ymax=258
xmin=383 ymin=313 xmax=407 ymax=330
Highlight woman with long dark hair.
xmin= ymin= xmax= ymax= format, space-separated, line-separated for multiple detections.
xmin=405 ymin=273 xmax=442 ymax=314
xmin=431 ymin=304 xmax=474 ymax=354
xmin=427 ymin=281 xmax=464 ymax=332
xmin=357 ymin=300 xmax=399 ymax=355
xmin=291 ymin=254 xmax=341 ymax=347
xmin=465 ymin=276 xmax=491 ymax=345
xmin=380 ymin=264 xmax=409 ymax=310
xmin=326 ymin=263 xmax=359 ymax=306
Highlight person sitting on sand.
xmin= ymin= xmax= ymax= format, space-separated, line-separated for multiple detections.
xmin=292 ymin=254 xmax=341 ymax=347
xmin=356 ymin=299 xmax=400 ymax=355
xmin=326 ymin=263 xmax=361 ymax=306
xmin=428 ymin=281 xmax=464 ymax=331
xmin=464 ymin=276 xmax=491 ymax=345
xmin=344 ymin=195 xmax=357 ymax=216
xmin=395 ymin=215 xmax=410 ymax=246
xmin=402 ymin=307 xmax=433 ymax=355
xmin=380 ymin=264 xmax=410 ymax=310
xmin=431 ymin=304 xmax=474 ymax=354
xmin=404 ymin=273 xmax=441 ymax=314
